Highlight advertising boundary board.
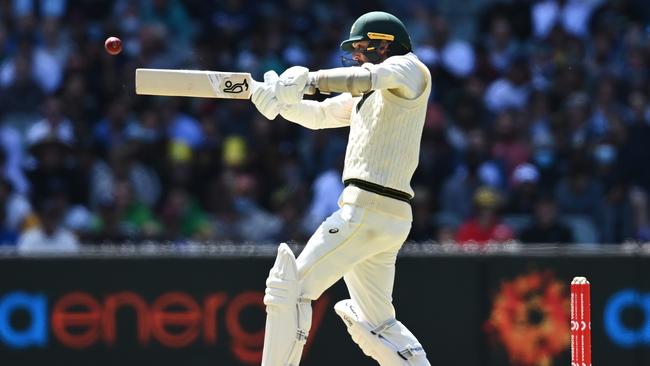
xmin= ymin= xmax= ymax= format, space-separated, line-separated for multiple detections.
xmin=0 ymin=246 xmax=648 ymax=366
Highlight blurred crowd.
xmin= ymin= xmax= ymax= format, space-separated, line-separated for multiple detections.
xmin=1 ymin=0 xmax=650 ymax=251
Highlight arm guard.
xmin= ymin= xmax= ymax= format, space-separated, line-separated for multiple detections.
xmin=309 ymin=55 xmax=428 ymax=100
xmin=308 ymin=67 xmax=372 ymax=96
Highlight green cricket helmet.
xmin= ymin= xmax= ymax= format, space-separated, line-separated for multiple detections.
xmin=340 ymin=11 xmax=412 ymax=53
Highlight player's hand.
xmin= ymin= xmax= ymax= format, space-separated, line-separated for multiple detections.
xmin=276 ymin=66 xmax=309 ymax=104
xmin=252 ymin=70 xmax=285 ymax=120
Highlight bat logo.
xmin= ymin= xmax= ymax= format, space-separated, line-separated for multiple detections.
xmin=223 ymin=79 xmax=249 ymax=93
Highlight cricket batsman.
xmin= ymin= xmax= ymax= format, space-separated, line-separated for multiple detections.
xmin=251 ymin=11 xmax=432 ymax=366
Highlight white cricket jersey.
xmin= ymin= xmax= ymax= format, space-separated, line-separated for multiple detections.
xmin=280 ymin=52 xmax=431 ymax=197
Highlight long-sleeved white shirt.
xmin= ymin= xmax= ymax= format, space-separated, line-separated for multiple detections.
xmin=280 ymin=52 xmax=431 ymax=197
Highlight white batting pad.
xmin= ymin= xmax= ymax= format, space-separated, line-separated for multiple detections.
xmin=334 ymin=299 xmax=430 ymax=366
xmin=262 ymin=243 xmax=311 ymax=366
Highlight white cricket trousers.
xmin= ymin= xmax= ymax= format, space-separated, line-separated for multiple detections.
xmin=296 ymin=185 xmax=412 ymax=326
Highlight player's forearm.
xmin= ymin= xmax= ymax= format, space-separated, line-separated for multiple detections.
xmin=280 ymin=94 xmax=353 ymax=129
xmin=280 ymin=100 xmax=346 ymax=129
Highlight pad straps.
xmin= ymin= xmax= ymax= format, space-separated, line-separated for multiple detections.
xmin=371 ymin=318 xmax=426 ymax=361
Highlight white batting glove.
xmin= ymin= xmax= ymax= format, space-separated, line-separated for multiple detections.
xmin=276 ymin=66 xmax=309 ymax=105
xmin=252 ymin=70 xmax=285 ymax=120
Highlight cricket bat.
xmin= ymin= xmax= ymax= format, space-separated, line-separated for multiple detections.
xmin=135 ymin=68 xmax=260 ymax=99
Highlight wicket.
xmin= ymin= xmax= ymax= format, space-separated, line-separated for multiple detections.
xmin=571 ymin=276 xmax=592 ymax=366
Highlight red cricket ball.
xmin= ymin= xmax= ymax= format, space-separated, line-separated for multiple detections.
xmin=104 ymin=36 xmax=122 ymax=55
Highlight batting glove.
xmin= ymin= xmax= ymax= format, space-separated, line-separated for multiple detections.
xmin=252 ymin=70 xmax=285 ymax=120
xmin=276 ymin=66 xmax=309 ymax=105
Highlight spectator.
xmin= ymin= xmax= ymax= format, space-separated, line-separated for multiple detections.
xmin=0 ymin=123 xmax=28 ymax=194
xmin=519 ymin=195 xmax=574 ymax=244
xmin=0 ymin=51 xmax=44 ymax=127
xmin=554 ymin=158 xmax=603 ymax=225
xmin=161 ymin=98 xmax=203 ymax=149
xmin=527 ymin=91 xmax=553 ymax=147
xmin=25 ymin=98 xmax=86 ymax=207
xmin=230 ymin=171 xmax=282 ymax=242
xmin=559 ymin=93 xmax=591 ymax=149
xmin=587 ymin=77 xmax=625 ymax=141
xmin=506 ymin=163 xmax=541 ymax=214
xmin=37 ymin=16 xmax=71 ymax=70
xmin=202 ymin=174 xmax=238 ymax=241
xmin=89 ymin=145 xmax=161 ymax=210
xmin=484 ymin=16 xmax=520 ymax=73
xmin=159 ymin=186 xmax=213 ymax=241
xmin=0 ymin=33 xmax=63 ymax=93
xmin=88 ymin=178 xmax=162 ymax=241
xmin=628 ymin=186 xmax=650 ymax=241
xmin=140 ymin=0 xmax=196 ymax=46
xmin=272 ymin=185 xmax=310 ymax=243
xmin=619 ymin=92 xmax=650 ymax=193
xmin=61 ymin=72 xmax=100 ymax=134
xmin=17 ymin=192 xmax=79 ymax=253
xmin=26 ymin=96 xmax=75 ymax=146
xmin=92 ymin=96 xmax=139 ymax=156
xmin=584 ymin=27 xmax=619 ymax=78
xmin=456 ymin=186 xmax=514 ymax=245
xmin=620 ymin=44 xmax=648 ymax=89
xmin=433 ymin=212 xmax=461 ymax=245
xmin=440 ymin=128 xmax=503 ymax=221
xmin=484 ymin=56 xmax=531 ymax=113
xmin=490 ymin=110 xmax=531 ymax=176
xmin=598 ymin=179 xmax=635 ymax=243
xmin=446 ymin=93 xmax=488 ymax=151
xmin=0 ymin=177 xmax=35 ymax=245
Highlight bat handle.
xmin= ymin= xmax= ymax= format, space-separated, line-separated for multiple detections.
xmin=249 ymin=79 xmax=262 ymax=98
xmin=302 ymin=84 xmax=317 ymax=96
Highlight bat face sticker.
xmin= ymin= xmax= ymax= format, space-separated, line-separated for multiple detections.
xmin=223 ymin=79 xmax=249 ymax=93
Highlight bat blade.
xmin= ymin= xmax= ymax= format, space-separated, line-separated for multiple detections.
xmin=135 ymin=68 xmax=257 ymax=99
